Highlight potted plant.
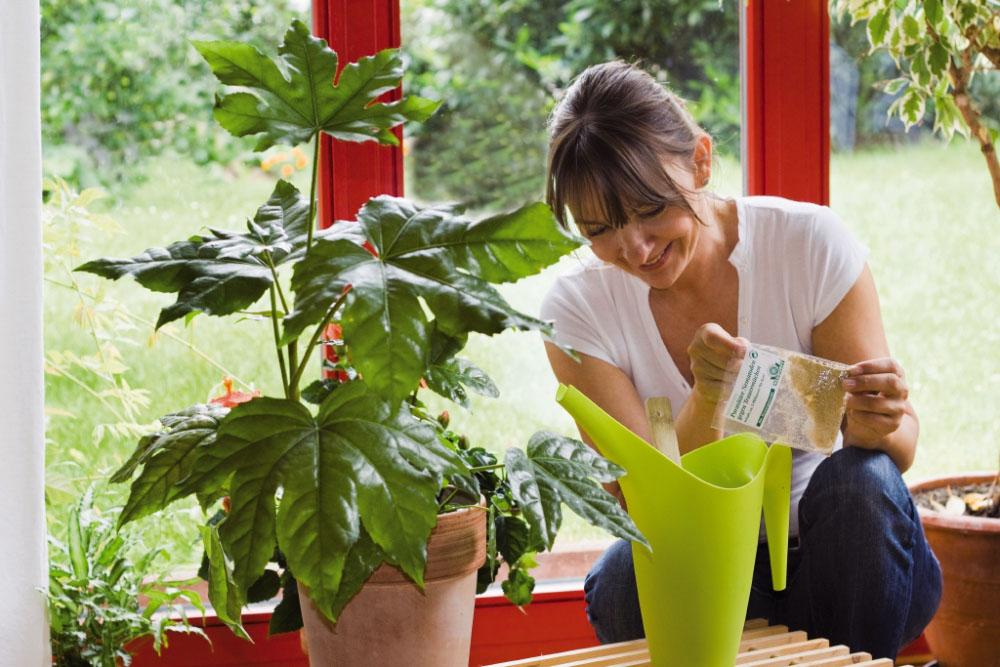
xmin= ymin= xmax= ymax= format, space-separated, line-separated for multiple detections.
xmin=79 ymin=19 xmax=643 ymax=665
xmin=43 ymin=487 xmax=207 ymax=667
xmin=908 ymin=460 xmax=1000 ymax=666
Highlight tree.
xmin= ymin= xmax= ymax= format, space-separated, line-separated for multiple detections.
xmin=835 ymin=0 xmax=1000 ymax=209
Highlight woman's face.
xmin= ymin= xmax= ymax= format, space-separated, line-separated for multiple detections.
xmin=569 ymin=163 xmax=704 ymax=292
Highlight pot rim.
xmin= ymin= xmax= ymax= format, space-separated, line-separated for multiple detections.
xmin=908 ymin=472 xmax=1000 ymax=533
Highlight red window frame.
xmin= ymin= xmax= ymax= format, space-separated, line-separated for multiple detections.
xmin=312 ymin=0 xmax=831 ymax=216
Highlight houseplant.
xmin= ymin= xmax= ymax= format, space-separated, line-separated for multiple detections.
xmin=909 ymin=463 xmax=1000 ymax=666
xmin=78 ymin=18 xmax=643 ymax=662
xmin=43 ymin=486 xmax=207 ymax=667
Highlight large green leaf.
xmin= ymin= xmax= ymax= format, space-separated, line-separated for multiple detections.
xmin=176 ymin=381 xmax=466 ymax=622
xmin=77 ymin=180 xmax=310 ymax=328
xmin=193 ymin=19 xmax=439 ymax=151
xmin=284 ymin=196 xmax=583 ymax=405
xmin=200 ymin=525 xmax=250 ymax=640
xmin=504 ymin=431 xmax=646 ymax=551
xmin=109 ymin=403 xmax=228 ymax=528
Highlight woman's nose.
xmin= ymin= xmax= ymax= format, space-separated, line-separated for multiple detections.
xmin=617 ymin=225 xmax=655 ymax=265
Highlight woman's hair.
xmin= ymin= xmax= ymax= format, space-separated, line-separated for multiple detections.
xmin=546 ymin=60 xmax=707 ymax=229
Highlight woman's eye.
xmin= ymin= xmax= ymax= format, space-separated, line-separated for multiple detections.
xmin=580 ymin=225 xmax=608 ymax=238
xmin=636 ymin=205 xmax=665 ymax=220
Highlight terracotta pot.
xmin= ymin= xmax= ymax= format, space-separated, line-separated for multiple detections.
xmin=298 ymin=504 xmax=487 ymax=667
xmin=909 ymin=473 xmax=1000 ymax=667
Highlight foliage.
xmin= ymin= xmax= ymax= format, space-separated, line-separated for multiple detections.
xmin=41 ymin=174 xmax=254 ymax=506
xmin=401 ymin=0 xmax=740 ymax=209
xmin=42 ymin=175 xmax=166 ymax=513
xmin=40 ymin=0 xmax=307 ymax=185
xmin=81 ymin=19 xmax=643 ymax=634
xmin=834 ymin=0 xmax=1000 ymax=208
xmin=44 ymin=487 xmax=207 ymax=667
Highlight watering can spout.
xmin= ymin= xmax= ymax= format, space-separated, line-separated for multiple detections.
xmin=554 ymin=384 xmax=649 ymax=469
xmin=762 ymin=443 xmax=792 ymax=591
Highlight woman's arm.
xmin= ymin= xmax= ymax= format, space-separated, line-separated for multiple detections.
xmin=543 ymin=342 xmax=655 ymax=508
xmin=811 ymin=264 xmax=918 ymax=472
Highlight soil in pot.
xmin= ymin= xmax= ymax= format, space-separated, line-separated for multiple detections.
xmin=913 ymin=480 xmax=999 ymax=518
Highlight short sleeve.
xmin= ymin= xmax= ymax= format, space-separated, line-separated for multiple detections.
xmin=539 ymin=274 xmax=617 ymax=367
xmin=808 ymin=207 xmax=870 ymax=326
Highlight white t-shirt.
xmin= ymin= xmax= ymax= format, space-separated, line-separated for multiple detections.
xmin=541 ymin=196 xmax=869 ymax=537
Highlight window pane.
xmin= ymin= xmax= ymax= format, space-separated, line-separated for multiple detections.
xmin=829 ymin=15 xmax=1000 ymax=478
xmin=399 ymin=0 xmax=743 ymax=571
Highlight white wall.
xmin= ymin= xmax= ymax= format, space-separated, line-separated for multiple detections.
xmin=0 ymin=0 xmax=50 ymax=663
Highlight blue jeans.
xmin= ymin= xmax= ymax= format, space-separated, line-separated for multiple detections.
xmin=583 ymin=447 xmax=942 ymax=660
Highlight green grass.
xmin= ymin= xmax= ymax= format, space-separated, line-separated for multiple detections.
xmin=831 ymin=139 xmax=1000 ymax=479
xmin=44 ymin=140 xmax=999 ymax=568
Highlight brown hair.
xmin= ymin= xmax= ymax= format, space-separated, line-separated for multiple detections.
xmin=546 ymin=60 xmax=707 ymax=229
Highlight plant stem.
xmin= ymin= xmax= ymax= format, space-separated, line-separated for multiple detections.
xmin=262 ymin=251 xmax=298 ymax=400
xmin=287 ymin=291 xmax=349 ymax=395
xmin=437 ymin=488 xmax=459 ymax=512
xmin=269 ymin=285 xmax=289 ymax=396
xmin=306 ymin=136 xmax=321 ymax=250
xmin=264 ymin=254 xmax=291 ymax=316
xmin=467 ymin=464 xmax=504 ymax=473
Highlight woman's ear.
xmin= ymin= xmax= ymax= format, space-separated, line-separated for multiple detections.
xmin=693 ymin=134 xmax=713 ymax=187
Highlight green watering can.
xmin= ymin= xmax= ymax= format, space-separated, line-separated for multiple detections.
xmin=556 ymin=385 xmax=792 ymax=667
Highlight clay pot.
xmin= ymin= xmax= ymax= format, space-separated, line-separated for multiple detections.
xmin=298 ymin=504 xmax=487 ymax=667
xmin=909 ymin=473 xmax=1000 ymax=667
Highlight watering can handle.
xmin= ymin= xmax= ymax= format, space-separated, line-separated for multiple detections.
xmin=763 ymin=444 xmax=792 ymax=591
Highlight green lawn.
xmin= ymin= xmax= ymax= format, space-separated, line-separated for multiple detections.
xmin=43 ymin=138 xmax=1000 ymax=564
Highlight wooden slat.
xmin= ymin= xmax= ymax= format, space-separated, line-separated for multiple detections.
xmin=740 ymin=645 xmax=848 ymax=667
xmin=484 ymin=621 xmax=916 ymax=667
xmin=735 ymin=639 xmax=831 ymax=664
xmin=739 ymin=630 xmax=810 ymax=652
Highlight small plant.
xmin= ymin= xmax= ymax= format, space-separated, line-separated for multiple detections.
xmin=43 ymin=487 xmax=206 ymax=667
xmin=80 ymin=18 xmax=643 ymax=637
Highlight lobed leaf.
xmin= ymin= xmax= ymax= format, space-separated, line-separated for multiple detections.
xmin=505 ymin=431 xmax=645 ymax=551
xmin=76 ymin=181 xmax=310 ymax=329
xmin=285 ymin=196 xmax=582 ymax=405
xmin=193 ymin=19 xmax=439 ymax=151
xmin=176 ymin=381 xmax=466 ymax=623
xmin=110 ymin=403 xmax=228 ymax=528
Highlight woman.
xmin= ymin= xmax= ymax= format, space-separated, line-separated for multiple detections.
xmin=540 ymin=61 xmax=941 ymax=660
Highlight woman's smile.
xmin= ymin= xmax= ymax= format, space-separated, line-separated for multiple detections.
xmin=636 ymin=242 xmax=671 ymax=272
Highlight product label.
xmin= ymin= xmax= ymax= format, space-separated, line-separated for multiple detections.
xmin=723 ymin=346 xmax=785 ymax=428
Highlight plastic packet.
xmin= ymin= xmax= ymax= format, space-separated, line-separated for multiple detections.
xmin=711 ymin=343 xmax=850 ymax=455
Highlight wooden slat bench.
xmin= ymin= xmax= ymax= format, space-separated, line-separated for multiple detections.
xmin=483 ymin=619 xmax=917 ymax=667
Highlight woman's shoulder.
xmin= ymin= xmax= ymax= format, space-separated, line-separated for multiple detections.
xmin=739 ymin=195 xmax=840 ymax=225
xmin=738 ymin=196 xmax=848 ymax=247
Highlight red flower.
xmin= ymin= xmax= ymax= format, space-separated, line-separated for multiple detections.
xmin=210 ymin=377 xmax=261 ymax=408
xmin=361 ymin=240 xmax=379 ymax=258
xmin=325 ymin=322 xmax=343 ymax=341
xmin=222 ymin=496 xmax=231 ymax=514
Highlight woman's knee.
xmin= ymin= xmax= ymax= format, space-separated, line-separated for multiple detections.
xmin=801 ymin=447 xmax=918 ymax=549
xmin=584 ymin=539 xmax=643 ymax=643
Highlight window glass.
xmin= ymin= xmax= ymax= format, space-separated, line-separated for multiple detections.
xmin=400 ymin=0 xmax=743 ymax=566
xmin=829 ymin=14 xmax=1000 ymax=479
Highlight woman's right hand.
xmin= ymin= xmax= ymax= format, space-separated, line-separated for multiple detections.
xmin=687 ymin=323 xmax=747 ymax=405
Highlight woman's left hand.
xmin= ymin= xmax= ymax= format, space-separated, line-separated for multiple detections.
xmin=841 ymin=357 xmax=909 ymax=449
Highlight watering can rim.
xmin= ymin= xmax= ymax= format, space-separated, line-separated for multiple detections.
xmin=675 ymin=432 xmax=782 ymax=493
xmin=555 ymin=384 xmax=780 ymax=493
